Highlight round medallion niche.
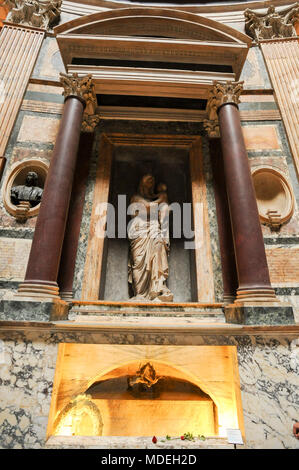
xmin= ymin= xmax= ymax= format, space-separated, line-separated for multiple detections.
xmin=2 ymin=159 xmax=49 ymax=221
xmin=252 ymin=167 xmax=294 ymax=230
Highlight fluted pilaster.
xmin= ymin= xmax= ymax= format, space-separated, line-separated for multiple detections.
xmin=260 ymin=39 xmax=299 ymax=179
xmin=0 ymin=24 xmax=44 ymax=155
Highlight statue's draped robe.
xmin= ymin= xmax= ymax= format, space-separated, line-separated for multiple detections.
xmin=128 ymin=197 xmax=170 ymax=301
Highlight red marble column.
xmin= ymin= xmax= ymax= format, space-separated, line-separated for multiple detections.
xmin=209 ymin=139 xmax=238 ymax=303
xmin=57 ymin=133 xmax=94 ymax=301
xmin=18 ymin=73 xmax=97 ymax=298
xmin=216 ymin=82 xmax=276 ymax=302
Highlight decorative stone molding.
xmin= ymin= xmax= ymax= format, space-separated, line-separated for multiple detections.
xmin=2 ymin=159 xmax=49 ymax=221
xmin=204 ymin=87 xmax=220 ymax=138
xmin=60 ymin=73 xmax=99 ymax=133
xmin=81 ymin=114 xmax=101 ymax=133
xmin=203 ymin=119 xmax=220 ymax=139
xmin=15 ymin=200 xmax=31 ymax=222
xmin=252 ymin=167 xmax=295 ymax=231
xmin=244 ymin=4 xmax=299 ymax=41
xmin=204 ymin=81 xmax=243 ymax=138
xmin=4 ymin=0 xmax=61 ymax=30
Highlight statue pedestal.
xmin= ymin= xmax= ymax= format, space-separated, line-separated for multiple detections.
xmin=0 ymin=292 xmax=69 ymax=322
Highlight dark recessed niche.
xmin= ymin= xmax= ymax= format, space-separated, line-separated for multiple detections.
xmin=71 ymin=57 xmax=233 ymax=74
xmin=97 ymin=94 xmax=207 ymax=110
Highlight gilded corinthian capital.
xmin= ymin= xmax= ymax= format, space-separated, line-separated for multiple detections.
xmin=244 ymin=3 xmax=299 ymax=41
xmin=204 ymin=81 xmax=243 ymax=138
xmin=60 ymin=73 xmax=97 ymax=112
xmin=211 ymin=81 xmax=244 ymax=107
xmin=60 ymin=73 xmax=100 ymax=133
xmin=4 ymin=0 xmax=61 ymax=30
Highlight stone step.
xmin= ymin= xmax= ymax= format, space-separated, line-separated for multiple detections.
xmin=69 ymin=313 xmax=225 ymax=326
xmin=69 ymin=301 xmax=224 ymax=315
xmin=68 ymin=301 xmax=226 ymax=324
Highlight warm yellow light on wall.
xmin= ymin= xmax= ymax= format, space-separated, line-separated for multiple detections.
xmin=48 ymin=345 xmax=245 ymax=442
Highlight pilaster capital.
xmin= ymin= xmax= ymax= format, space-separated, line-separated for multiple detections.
xmin=60 ymin=73 xmax=99 ymax=133
xmin=60 ymin=73 xmax=97 ymax=113
xmin=81 ymin=114 xmax=101 ymax=133
xmin=244 ymin=3 xmax=299 ymax=41
xmin=4 ymin=0 xmax=61 ymax=30
xmin=210 ymin=81 xmax=244 ymax=109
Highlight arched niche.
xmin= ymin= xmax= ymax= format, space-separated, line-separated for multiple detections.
xmin=80 ymin=361 xmax=218 ymax=437
xmin=252 ymin=167 xmax=295 ymax=230
xmin=2 ymin=159 xmax=49 ymax=220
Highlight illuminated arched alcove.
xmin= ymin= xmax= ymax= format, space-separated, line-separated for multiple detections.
xmin=48 ymin=344 xmax=244 ymax=440
xmin=82 ymin=361 xmax=218 ymax=437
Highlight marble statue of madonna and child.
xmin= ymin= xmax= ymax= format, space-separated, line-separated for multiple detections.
xmin=128 ymin=173 xmax=173 ymax=302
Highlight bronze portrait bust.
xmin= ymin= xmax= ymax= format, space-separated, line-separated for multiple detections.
xmin=11 ymin=171 xmax=43 ymax=208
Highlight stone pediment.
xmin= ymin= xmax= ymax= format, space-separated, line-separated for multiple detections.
xmin=55 ymin=8 xmax=251 ymax=94
xmin=55 ymin=7 xmax=251 ymax=44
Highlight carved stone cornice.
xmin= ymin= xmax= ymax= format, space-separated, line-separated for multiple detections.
xmin=204 ymin=81 xmax=243 ymax=138
xmin=4 ymin=0 xmax=61 ymax=30
xmin=244 ymin=3 xmax=299 ymax=41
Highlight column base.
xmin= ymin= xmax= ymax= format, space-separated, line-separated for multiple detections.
xmin=17 ymin=281 xmax=59 ymax=299
xmin=236 ymin=287 xmax=277 ymax=303
xmin=60 ymin=291 xmax=73 ymax=302
xmin=223 ymin=294 xmax=236 ymax=305
xmin=224 ymin=304 xmax=295 ymax=325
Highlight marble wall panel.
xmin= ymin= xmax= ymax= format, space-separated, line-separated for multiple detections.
xmin=31 ymin=37 xmax=65 ymax=81
xmin=0 ymin=238 xmax=31 ymax=282
xmin=266 ymin=246 xmax=299 ymax=286
xmin=0 ymin=332 xmax=58 ymax=448
xmin=201 ymin=138 xmax=223 ymax=302
xmin=240 ymin=46 xmax=272 ymax=90
xmin=17 ymin=116 xmax=60 ymax=144
xmin=242 ymin=125 xmax=281 ymax=151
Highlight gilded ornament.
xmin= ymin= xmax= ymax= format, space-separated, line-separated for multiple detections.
xmin=5 ymin=0 xmax=61 ymax=29
xmin=244 ymin=3 xmax=299 ymax=41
